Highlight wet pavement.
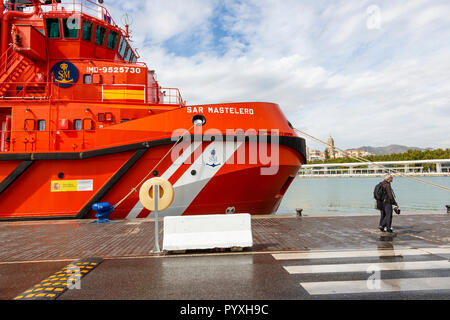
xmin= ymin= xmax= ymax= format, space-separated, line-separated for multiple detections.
xmin=0 ymin=213 xmax=449 ymax=301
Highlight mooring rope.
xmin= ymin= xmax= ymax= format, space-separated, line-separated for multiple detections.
xmin=294 ymin=128 xmax=450 ymax=193
xmin=112 ymin=124 xmax=449 ymax=210
xmin=113 ymin=124 xmax=196 ymax=209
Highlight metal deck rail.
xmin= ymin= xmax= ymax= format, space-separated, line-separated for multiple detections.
xmin=0 ymin=82 xmax=184 ymax=106
xmin=7 ymin=0 xmax=118 ymax=27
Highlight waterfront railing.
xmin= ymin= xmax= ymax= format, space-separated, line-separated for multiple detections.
xmin=299 ymin=160 xmax=450 ymax=177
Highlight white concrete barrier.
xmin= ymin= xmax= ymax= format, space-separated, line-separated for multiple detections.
xmin=162 ymin=214 xmax=253 ymax=251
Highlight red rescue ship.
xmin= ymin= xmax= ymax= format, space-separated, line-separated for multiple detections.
xmin=0 ymin=0 xmax=306 ymax=220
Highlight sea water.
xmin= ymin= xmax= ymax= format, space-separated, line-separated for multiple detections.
xmin=277 ymin=176 xmax=450 ymax=215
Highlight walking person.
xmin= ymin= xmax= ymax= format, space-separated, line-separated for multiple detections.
xmin=374 ymin=174 xmax=399 ymax=233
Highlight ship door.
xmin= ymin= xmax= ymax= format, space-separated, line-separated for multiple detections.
xmin=1 ymin=114 xmax=11 ymax=152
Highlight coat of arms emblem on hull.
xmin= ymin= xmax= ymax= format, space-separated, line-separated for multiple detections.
xmin=205 ymin=149 xmax=221 ymax=168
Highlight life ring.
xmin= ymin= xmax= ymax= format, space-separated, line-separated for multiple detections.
xmin=139 ymin=177 xmax=174 ymax=211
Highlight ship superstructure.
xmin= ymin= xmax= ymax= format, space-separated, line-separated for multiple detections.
xmin=0 ymin=0 xmax=306 ymax=220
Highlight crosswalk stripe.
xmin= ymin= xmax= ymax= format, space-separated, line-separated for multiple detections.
xmin=301 ymin=277 xmax=450 ymax=295
xmin=420 ymin=248 xmax=450 ymax=255
xmin=284 ymin=260 xmax=450 ymax=274
xmin=273 ymin=248 xmax=450 ymax=261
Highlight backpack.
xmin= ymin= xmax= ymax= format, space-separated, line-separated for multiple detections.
xmin=373 ymin=182 xmax=384 ymax=201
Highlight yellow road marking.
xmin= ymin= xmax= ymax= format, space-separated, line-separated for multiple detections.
xmin=12 ymin=258 xmax=102 ymax=300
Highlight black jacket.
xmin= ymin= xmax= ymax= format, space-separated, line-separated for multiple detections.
xmin=381 ymin=180 xmax=397 ymax=206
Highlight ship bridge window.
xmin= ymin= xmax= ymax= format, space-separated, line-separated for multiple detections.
xmin=95 ymin=25 xmax=107 ymax=46
xmin=62 ymin=18 xmax=80 ymax=39
xmin=97 ymin=113 xmax=105 ymax=122
xmin=37 ymin=120 xmax=46 ymax=131
xmin=82 ymin=20 xmax=93 ymax=42
xmin=92 ymin=73 xmax=102 ymax=84
xmin=124 ymin=46 xmax=132 ymax=62
xmin=46 ymin=18 xmax=61 ymax=38
xmin=24 ymin=119 xmax=35 ymax=131
xmin=98 ymin=112 xmax=114 ymax=122
xmin=83 ymin=74 xmax=92 ymax=84
xmin=83 ymin=118 xmax=95 ymax=131
xmin=123 ymin=46 xmax=130 ymax=61
xmin=118 ymin=37 xmax=126 ymax=57
xmin=74 ymin=119 xmax=82 ymax=131
xmin=107 ymin=31 xmax=119 ymax=50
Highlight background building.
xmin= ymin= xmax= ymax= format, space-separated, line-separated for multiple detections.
xmin=307 ymin=136 xmax=374 ymax=162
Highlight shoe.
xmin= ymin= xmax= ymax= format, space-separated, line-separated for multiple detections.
xmin=378 ymin=226 xmax=384 ymax=232
xmin=386 ymin=228 xmax=394 ymax=233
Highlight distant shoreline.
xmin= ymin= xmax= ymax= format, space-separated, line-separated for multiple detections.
xmin=296 ymin=174 xmax=450 ymax=178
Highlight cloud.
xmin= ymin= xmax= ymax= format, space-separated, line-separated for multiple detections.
xmin=103 ymin=0 xmax=450 ymax=149
xmin=106 ymin=0 xmax=217 ymax=44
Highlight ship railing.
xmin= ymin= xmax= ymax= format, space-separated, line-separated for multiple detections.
xmin=53 ymin=82 xmax=184 ymax=106
xmin=0 ymin=129 xmax=97 ymax=153
xmin=0 ymin=82 xmax=185 ymax=107
xmin=0 ymin=81 xmax=50 ymax=100
xmin=6 ymin=0 xmax=118 ymax=28
xmin=157 ymin=87 xmax=185 ymax=106
xmin=0 ymin=46 xmax=16 ymax=76
xmin=0 ymin=129 xmax=173 ymax=153
xmin=101 ymin=84 xmax=184 ymax=106
xmin=67 ymin=57 xmax=148 ymax=68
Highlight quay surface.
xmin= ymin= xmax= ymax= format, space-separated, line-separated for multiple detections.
xmin=0 ymin=212 xmax=449 ymax=300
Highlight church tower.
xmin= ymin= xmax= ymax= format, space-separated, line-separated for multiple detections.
xmin=326 ymin=136 xmax=335 ymax=159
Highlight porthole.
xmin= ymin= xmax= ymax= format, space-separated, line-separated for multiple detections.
xmin=192 ymin=114 xmax=206 ymax=126
xmin=58 ymin=172 xmax=65 ymax=179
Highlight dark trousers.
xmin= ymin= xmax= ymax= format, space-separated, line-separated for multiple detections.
xmin=379 ymin=202 xmax=393 ymax=229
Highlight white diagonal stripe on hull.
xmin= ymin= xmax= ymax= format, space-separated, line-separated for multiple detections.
xmin=126 ymin=140 xmax=202 ymax=219
xmin=301 ymin=277 xmax=450 ymax=295
xmin=284 ymin=260 xmax=450 ymax=274
xmin=153 ymin=140 xmax=244 ymax=217
xmin=160 ymin=140 xmax=203 ymax=180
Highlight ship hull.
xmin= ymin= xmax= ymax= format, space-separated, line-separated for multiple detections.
xmin=0 ymin=138 xmax=304 ymax=220
xmin=0 ymin=102 xmax=306 ymax=220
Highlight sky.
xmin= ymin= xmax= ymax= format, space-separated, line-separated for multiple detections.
xmin=102 ymin=0 xmax=450 ymax=150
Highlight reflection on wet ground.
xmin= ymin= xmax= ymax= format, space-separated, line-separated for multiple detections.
xmin=0 ymin=214 xmax=448 ymax=300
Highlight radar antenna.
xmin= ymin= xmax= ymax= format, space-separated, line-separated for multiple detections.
xmin=121 ymin=13 xmax=134 ymax=38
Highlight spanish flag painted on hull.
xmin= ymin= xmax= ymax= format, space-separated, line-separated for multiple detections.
xmin=102 ymin=85 xmax=145 ymax=102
